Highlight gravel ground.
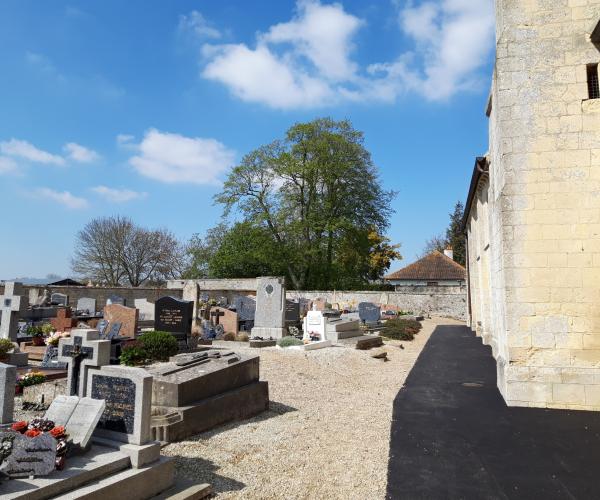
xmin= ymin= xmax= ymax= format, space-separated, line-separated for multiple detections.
xmin=163 ymin=317 xmax=461 ymax=499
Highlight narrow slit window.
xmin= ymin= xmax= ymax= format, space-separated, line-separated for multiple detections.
xmin=587 ymin=64 xmax=599 ymax=99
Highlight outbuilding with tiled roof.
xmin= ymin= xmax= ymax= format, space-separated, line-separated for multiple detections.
xmin=384 ymin=250 xmax=466 ymax=289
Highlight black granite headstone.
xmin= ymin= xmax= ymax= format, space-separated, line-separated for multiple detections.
xmin=154 ymin=296 xmax=193 ymax=335
xmin=40 ymin=345 xmax=67 ymax=369
xmin=285 ymin=301 xmax=300 ymax=323
xmin=106 ymin=322 xmax=122 ymax=340
xmin=91 ymin=375 xmax=136 ymax=434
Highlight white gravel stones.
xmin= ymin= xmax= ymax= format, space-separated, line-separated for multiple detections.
xmin=163 ymin=318 xmax=459 ymax=499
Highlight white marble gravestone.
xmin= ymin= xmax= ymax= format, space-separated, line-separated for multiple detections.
xmin=51 ymin=292 xmax=68 ymax=306
xmin=58 ymin=329 xmax=110 ymax=397
xmin=251 ymin=277 xmax=286 ymax=339
xmin=0 ymin=282 xmax=27 ymax=341
xmin=302 ymin=309 xmax=326 ymax=342
xmin=134 ymin=298 xmax=155 ymax=321
xmin=0 ymin=362 xmax=16 ymax=424
xmin=77 ymin=297 xmax=96 ymax=315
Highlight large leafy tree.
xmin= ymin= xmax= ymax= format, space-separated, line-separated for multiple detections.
xmin=214 ymin=118 xmax=397 ymax=289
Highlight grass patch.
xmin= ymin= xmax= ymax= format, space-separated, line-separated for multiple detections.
xmin=277 ymin=336 xmax=304 ymax=348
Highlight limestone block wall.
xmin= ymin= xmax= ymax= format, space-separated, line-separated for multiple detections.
xmin=472 ymin=0 xmax=600 ymax=410
xmin=287 ymin=287 xmax=467 ymax=321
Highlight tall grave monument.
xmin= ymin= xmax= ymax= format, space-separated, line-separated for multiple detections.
xmin=0 ymin=281 xmax=26 ymax=341
xmin=251 ymin=277 xmax=286 ymax=339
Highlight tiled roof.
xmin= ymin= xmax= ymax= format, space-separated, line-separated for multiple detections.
xmin=385 ymin=251 xmax=466 ymax=281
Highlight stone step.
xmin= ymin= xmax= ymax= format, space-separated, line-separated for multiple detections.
xmin=52 ymin=456 xmax=174 ymax=500
xmin=153 ymin=479 xmax=212 ymax=499
xmin=0 ymin=445 xmax=130 ymax=500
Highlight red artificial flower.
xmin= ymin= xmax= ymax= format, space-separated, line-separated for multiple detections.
xmin=25 ymin=429 xmax=42 ymax=438
xmin=49 ymin=426 xmax=65 ymax=438
xmin=11 ymin=421 xmax=27 ymax=433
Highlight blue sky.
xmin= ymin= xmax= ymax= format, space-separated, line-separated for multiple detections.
xmin=0 ymin=0 xmax=495 ymax=280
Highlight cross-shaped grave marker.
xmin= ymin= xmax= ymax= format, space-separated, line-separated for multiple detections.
xmin=0 ymin=282 xmax=27 ymax=341
xmin=50 ymin=307 xmax=77 ymax=332
xmin=210 ymin=309 xmax=225 ymax=325
xmin=58 ymin=329 xmax=110 ymax=397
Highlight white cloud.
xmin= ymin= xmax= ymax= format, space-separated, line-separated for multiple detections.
xmin=0 ymin=139 xmax=65 ymax=165
xmin=199 ymin=0 xmax=495 ymax=108
xmin=116 ymin=134 xmax=135 ymax=145
xmin=0 ymin=157 xmax=17 ymax=174
xmin=92 ymin=186 xmax=147 ymax=203
xmin=179 ymin=10 xmax=221 ymax=39
xmin=63 ymin=142 xmax=100 ymax=163
xmin=36 ymin=188 xmax=88 ymax=209
xmin=129 ymin=129 xmax=235 ymax=185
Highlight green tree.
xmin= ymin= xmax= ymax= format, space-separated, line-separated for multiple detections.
xmin=446 ymin=201 xmax=466 ymax=266
xmin=215 ymin=118 xmax=397 ymax=289
xmin=183 ymin=223 xmax=228 ymax=279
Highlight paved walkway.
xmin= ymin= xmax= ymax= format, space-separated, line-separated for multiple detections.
xmin=387 ymin=325 xmax=600 ymax=499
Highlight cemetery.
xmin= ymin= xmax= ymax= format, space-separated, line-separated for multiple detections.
xmin=0 ymin=276 xmax=421 ymax=498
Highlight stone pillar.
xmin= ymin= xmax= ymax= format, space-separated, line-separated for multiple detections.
xmin=0 ymin=362 xmax=16 ymax=424
xmin=182 ymin=281 xmax=201 ymax=334
xmin=251 ymin=277 xmax=286 ymax=339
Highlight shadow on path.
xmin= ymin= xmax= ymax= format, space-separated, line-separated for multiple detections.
xmin=386 ymin=325 xmax=600 ymax=500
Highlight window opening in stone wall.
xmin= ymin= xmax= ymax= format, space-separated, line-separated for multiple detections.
xmin=587 ymin=63 xmax=599 ymax=99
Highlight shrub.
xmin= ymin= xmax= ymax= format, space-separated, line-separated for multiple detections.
xmin=138 ymin=331 xmax=178 ymax=361
xmin=0 ymin=338 xmax=14 ymax=356
xmin=26 ymin=325 xmax=45 ymax=337
xmin=277 ymin=336 xmax=304 ymax=348
xmin=120 ymin=346 xmax=148 ymax=366
xmin=223 ymin=332 xmax=236 ymax=341
xmin=18 ymin=372 xmax=46 ymax=388
xmin=381 ymin=318 xmax=422 ymax=341
xmin=235 ymin=333 xmax=249 ymax=342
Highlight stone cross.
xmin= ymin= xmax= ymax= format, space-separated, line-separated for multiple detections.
xmin=210 ymin=309 xmax=225 ymax=325
xmin=58 ymin=329 xmax=110 ymax=397
xmin=0 ymin=362 xmax=16 ymax=424
xmin=50 ymin=307 xmax=77 ymax=332
xmin=0 ymin=282 xmax=26 ymax=342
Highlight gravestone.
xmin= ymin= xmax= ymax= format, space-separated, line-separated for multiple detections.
xmin=251 ymin=277 xmax=286 ymax=339
xmin=104 ymin=303 xmax=138 ymax=337
xmin=0 ymin=362 xmax=16 ymax=423
xmin=76 ymin=297 xmax=96 ymax=315
xmin=88 ymin=365 xmax=153 ymax=445
xmin=51 ymin=292 xmax=68 ymax=306
xmin=105 ymin=322 xmax=122 ymax=340
xmin=58 ymin=329 xmax=110 ymax=397
xmin=210 ymin=307 xmax=238 ymax=335
xmin=106 ymin=294 xmax=126 ymax=306
xmin=40 ymin=345 xmax=67 ymax=369
xmin=233 ymin=295 xmax=256 ymax=321
xmin=96 ymin=319 xmax=109 ymax=336
xmin=302 ymin=310 xmax=326 ymax=341
xmin=358 ymin=302 xmax=381 ymax=323
xmin=312 ymin=298 xmax=328 ymax=311
xmin=44 ymin=395 xmax=106 ymax=449
xmin=0 ymin=432 xmax=57 ymax=477
xmin=285 ymin=301 xmax=300 ymax=324
xmin=155 ymin=296 xmax=193 ymax=348
xmin=50 ymin=307 xmax=77 ymax=332
xmin=134 ymin=298 xmax=155 ymax=321
xmin=0 ymin=282 xmax=27 ymax=341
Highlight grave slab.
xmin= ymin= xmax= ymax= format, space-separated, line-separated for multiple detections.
xmin=0 ymin=362 xmax=16 ymax=423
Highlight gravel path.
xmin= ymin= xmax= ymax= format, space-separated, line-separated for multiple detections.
xmin=164 ymin=317 xmax=460 ymax=499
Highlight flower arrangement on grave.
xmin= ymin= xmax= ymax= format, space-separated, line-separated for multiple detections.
xmin=45 ymin=331 xmax=65 ymax=346
xmin=17 ymin=371 xmax=46 ymax=388
xmin=10 ymin=418 xmax=69 ymax=470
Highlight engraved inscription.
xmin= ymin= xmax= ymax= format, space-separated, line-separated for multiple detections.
xmin=91 ymin=375 xmax=136 ymax=435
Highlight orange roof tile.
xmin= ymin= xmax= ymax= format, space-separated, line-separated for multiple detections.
xmin=385 ymin=251 xmax=466 ymax=281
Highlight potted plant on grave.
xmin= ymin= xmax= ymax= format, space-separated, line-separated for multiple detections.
xmin=0 ymin=338 xmax=14 ymax=363
xmin=27 ymin=325 xmax=46 ymax=346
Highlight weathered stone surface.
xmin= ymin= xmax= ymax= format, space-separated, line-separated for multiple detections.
xmin=251 ymin=277 xmax=286 ymax=339
xmin=45 ymin=395 xmax=105 ymax=448
xmin=134 ymin=298 xmax=155 ymax=321
xmin=77 ymin=297 xmax=96 ymax=315
xmin=355 ymin=336 xmax=384 ymax=350
xmin=0 ymin=362 xmax=16 ymax=424
xmin=249 ymin=339 xmax=277 ymax=348
xmin=0 ymin=282 xmax=26 ymax=341
xmin=104 ymin=304 xmax=138 ymax=338
xmin=0 ymin=432 xmax=57 ymax=478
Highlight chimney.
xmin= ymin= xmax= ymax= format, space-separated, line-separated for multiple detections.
xmin=444 ymin=246 xmax=454 ymax=261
